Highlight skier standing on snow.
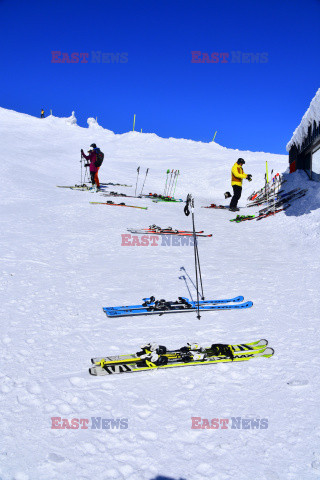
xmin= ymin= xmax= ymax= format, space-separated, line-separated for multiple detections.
xmin=229 ymin=158 xmax=252 ymax=211
xmin=81 ymin=143 xmax=104 ymax=190
xmin=41 ymin=109 xmax=45 ymax=118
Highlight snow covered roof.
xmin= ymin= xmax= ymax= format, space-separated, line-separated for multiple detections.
xmin=286 ymin=88 xmax=320 ymax=152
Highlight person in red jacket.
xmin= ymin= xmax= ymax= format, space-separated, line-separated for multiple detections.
xmin=81 ymin=143 xmax=100 ymax=189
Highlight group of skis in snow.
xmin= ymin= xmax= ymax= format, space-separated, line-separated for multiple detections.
xmin=92 ymin=192 xmax=275 ymax=376
xmin=205 ymin=171 xmax=307 ymax=222
xmin=57 ymin=154 xmax=313 ymax=375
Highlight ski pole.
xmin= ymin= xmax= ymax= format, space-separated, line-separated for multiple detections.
xmin=172 ymin=170 xmax=180 ymax=198
xmin=166 ymin=169 xmax=172 ymax=196
xmin=85 ymin=161 xmax=90 ymax=184
xmin=82 ymin=152 xmax=89 ymax=184
xmin=80 ymin=151 xmax=83 ymax=185
xmin=140 ymin=168 xmax=149 ymax=196
xmin=172 ymin=169 xmax=178 ymax=196
xmin=168 ymin=170 xmax=177 ymax=197
xmin=167 ymin=169 xmax=174 ymax=197
xmin=184 ymin=194 xmax=204 ymax=320
xmin=135 ymin=166 xmax=140 ymax=196
xmin=169 ymin=170 xmax=178 ymax=197
xmin=164 ymin=169 xmax=170 ymax=196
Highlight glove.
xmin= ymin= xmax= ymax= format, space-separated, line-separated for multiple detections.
xmin=81 ymin=149 xmax=84 ymax=154
xmin=247 ymin=174 xmax=252 ymax=181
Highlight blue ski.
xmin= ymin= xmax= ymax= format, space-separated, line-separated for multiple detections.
xmin=103 ymin=300 xmax=253 ymax=317
xmin=104 ymin=295 xmax=245 ymax=312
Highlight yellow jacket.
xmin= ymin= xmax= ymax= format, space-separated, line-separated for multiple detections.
xmin=231 ymin=162 xmax=247 ymax=186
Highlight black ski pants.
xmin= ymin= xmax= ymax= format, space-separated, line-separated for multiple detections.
xmin=230 ymin=185 xmax=242 ymax=208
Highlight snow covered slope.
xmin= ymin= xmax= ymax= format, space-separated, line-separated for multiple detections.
xmin=1 ymin=107 xmax=320 ymax=480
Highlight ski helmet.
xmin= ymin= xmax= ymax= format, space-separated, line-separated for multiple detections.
xmin=237 ymin=158 xmax=245 ymax=165
xmin=90 ymin=143 xmax=97 ymax=149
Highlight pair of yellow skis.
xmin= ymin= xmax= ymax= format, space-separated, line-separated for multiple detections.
xmin=89 ymin=340 xmax=274 ymax=376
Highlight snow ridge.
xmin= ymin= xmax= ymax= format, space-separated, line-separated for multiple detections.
xmin=286 ymin=88 xmax=320 ymax=151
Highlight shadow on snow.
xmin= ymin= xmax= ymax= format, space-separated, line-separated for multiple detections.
xmin=279 ymin=171 xmax=320 ymax=217
xmin=150 ymin=477 xmax=187 ymax=480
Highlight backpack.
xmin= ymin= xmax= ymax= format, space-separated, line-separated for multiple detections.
xmin=95 ymin=149 xmax=104 ymax=168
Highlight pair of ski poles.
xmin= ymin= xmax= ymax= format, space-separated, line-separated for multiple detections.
xmin=134 ymin=167 xmax=149 ymax=197
xmin=184 ymin=194 xmax=204 ymax=320
xmin=80 ymin=152 xmax=90 ymax=185
xmin=164 ymin=169 xmax=180 ymax=197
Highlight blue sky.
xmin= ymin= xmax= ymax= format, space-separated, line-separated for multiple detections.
xmin=1 ymin=0 xmax=320 ymax=153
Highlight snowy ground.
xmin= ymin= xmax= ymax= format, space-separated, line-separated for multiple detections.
xmin=1 ymin=108 xmax=320 ymax=480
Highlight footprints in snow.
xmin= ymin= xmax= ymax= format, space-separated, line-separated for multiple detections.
xmin=48 ymin=452 xmax=65 ymax=463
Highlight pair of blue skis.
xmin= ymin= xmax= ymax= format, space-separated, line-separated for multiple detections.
xmin=103 ymin=295 xmax=253 ymax=318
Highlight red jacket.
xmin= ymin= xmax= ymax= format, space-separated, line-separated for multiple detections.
xmin=82 ymin=150 xmax=98 ymax=173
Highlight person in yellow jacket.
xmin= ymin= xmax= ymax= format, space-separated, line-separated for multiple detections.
xmin=229 ymin=158 xmax=252 ymax=211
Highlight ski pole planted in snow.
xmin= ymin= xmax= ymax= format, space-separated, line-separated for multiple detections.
xmin=140 ymin=168 xmax=149 ymax=196
xmin=167 ymin=169 xmax=174 ymax=197
xmin=164 ymin=169 xmax=170 ymax=196
xmin=172 ymin=170 xmax=180 ymax=198
xmin=135 ymin=166 xmax=140 ymax=197
xmin=168 ymin=170 xmax=177 ymax=197
xmin=184 ymin=194 xmax=205 ymax=320
xmin=80 ymin=151 xmax=83 ymax=185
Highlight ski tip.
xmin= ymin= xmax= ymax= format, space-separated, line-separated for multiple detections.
xmin=89 ymin=367 xmax=97 ymax=376
xmin=263 ymin=347 xmax=274 ymax=357
xmin=234 ymin=296 xmax=244 ymax=302
xmin=237 ymin=301 xmax=253 ymax=308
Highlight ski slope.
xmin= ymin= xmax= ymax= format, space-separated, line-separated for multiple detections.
xmin=1 ymin=107 xmax=320 ymax=480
